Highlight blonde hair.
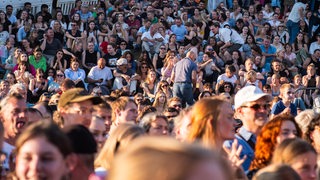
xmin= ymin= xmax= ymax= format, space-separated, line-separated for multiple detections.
xmin=108 ymin=136 xmax=234 ymax=180
xmin=186 ymin=97 xmax=228 ymax=149
xmin=94 ymin=124 xmax=145 ymax=170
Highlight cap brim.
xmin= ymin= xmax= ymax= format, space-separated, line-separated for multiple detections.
xmin=69 ymin=95 xmax=103 ymax=105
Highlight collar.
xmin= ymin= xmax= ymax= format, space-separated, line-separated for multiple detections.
xmin=238 ymin=126 xmax=255 ymax=142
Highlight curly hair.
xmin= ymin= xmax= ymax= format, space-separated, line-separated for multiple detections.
xmin=304 ymin=114 xmax=320 ymax=145
xmin=249 ymin=114 xmax=302 ymax=170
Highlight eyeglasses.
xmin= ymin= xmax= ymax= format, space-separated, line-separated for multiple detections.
xmin=160 ymin=47 xmax=166 ymax=50
xmin=172 ymin=104 xmax=182 ymax=108
xmin=38 ymin=75 xmax=44 ymax=78
xmin=141 ymin=66 xmax=148 ymax=69
xmin=57 ymin=74 xmax=64 ymax=77
xmin=224 ymin=86 xmax=231 ymax=88
xmin=162 ymin=85 xmax=168 ymax=88
xmin=241 ymin=103 xmax=271 ymax=111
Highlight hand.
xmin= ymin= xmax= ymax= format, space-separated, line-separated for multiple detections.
xmin=283 ymin=107 xmax=291 ymax=115
xmin=223 ymin=139 xmax=247 ymax=167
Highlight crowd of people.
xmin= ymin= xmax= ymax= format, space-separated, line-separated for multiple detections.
xmin=0 ymin=0 xmax=320 ymax=179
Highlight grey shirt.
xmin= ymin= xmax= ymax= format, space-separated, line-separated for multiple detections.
xmin=173 ymin=57 xmax=197 ymax=83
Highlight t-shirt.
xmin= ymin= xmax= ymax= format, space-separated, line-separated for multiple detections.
xmin=42 ymin=39 xmax=63 ymax=56
xmin=104 ymin=52 xmax=121 ymax=70
xmin=288 ymin=2 xmax=306 ymax=23
xmin=271 ymin=100 xmax=297 ymax=116
xmin=87 ymin=66 xmax=113 ymax=85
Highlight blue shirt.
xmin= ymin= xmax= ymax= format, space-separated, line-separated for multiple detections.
xmin=224 ymin=127 xmax=256 ymax=172
xmin=173 ymin=57 xmax=197 ymax=83
xmin=271 ymin=100 xmax=297 ymax=116
xmin=170 ymin=24 xmax=187 ymax=42
xmin=259 ymin=44 xmax=276 ymax=72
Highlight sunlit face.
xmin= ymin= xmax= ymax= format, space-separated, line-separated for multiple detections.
xmin=16 ymin=137 xmax=68 ymax=180
xmin=20 ymin=53 xmax=28 ymax=62
xmin=89 ymin=118 xmax=106 ymax=150
xmin=71 ymin=61 xmax=79 ymax=71
xmin=116 ymin=101 xmax=138 ymax=125
xmin=307 ymin=66 xmax=315 ymax=76
xmin=276 ymin=120 xmax=298 ymax=144
xmin=217 ymin=102 xmax=235 ymax=141
xmin=62 ymin=100 xmax=94 ymax=128
xmin=148 ymin=117 xmax=168 ymax=136
xmin=158 ymin=93 xmax=166 ymax=104
xmin=290 ymin=152 xmax=317 ymax=180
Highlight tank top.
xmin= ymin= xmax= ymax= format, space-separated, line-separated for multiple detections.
xmin=85 ymin=50 xmax=98 ymax=65
xmin=156 ymin=53 xmax=166 ymax=70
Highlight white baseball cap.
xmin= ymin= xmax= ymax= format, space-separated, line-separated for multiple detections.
xmin=234 ymin=86 xmax=272 ymax=109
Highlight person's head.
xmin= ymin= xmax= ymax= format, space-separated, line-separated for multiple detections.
xmin=33 ymin=101 xmax=53 ymax=121
xmin=304 ymin=114 xmax=320 ymax=153
xmin=225 ymin=65 xmax=236 ymax=78
xmin=234 ymin=86 xmax=272 ymax=134
xmin=279 ymin=84 xmax=295 ymax=102
xmin=250 ymin=114 xmax=302 ymax=170
xmin=210 ymin=21 xmax=221 ymax=34
xmin=167 ymin=97 xmax=182 ymax=112
xmin=94 ymin=124 xmax=145 ymax=170
xmin=187 ymin=97 xmax=235 ymax=149
xmin=89 ymin=115 xmax=106 ymax=151
xmin=306 ymin=63 xmax=316 ymax=76
xmin=15 ymin=121 xmax=72 ymax=179
xmin=246 ymin=70 xmax=257 ymax=83
xmin=110 ymin=96 xmax=138 ymax=125
xmin=93 ymin=101 xmax=112 ymax=134
xmin=63 ymin=124 xmax=97 ymax=178
xmin=139 ymin=113 xmax=169 ymax=136
xmin=295 ymin=110 xmax=318 ymax=135
xmin=0 ymin=94 xmax=27 ymax=141
xmin=0 ymin=80 xmax=10 ymax=92
xmin=109 ymin=136 xmax=233 ymax=180
xmin=153 ymin=91 xmax=167 ymax=107
xmin=272 ymin=138 xmax=317 ymax=180
xmin=263 ymin=36 xmax=271 ymax=47
xmin=97 ymin=58 xmax=106 ymax=69
xmin=70 ymin=58 xmax=80 ymax=71
xmin=253 ymin=164 xmax=301 ymax=180
xmin=58 ymin=88 xmax=102 ymax=128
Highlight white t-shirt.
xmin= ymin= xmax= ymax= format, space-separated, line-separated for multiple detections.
xmin=288 ymin=2 xmax=307 ymax=23
xmin=217 ymin=74 xmax=238 ymax=85
xmin=87 ymin=66 xmax=114 ymax=85
xmin=218 ymin=28 xmax=244 ymax=45
xmin=309 ymin=41 xmax=320 ymax=55
xmin=141 ymin=32 xmax=162 ymax=46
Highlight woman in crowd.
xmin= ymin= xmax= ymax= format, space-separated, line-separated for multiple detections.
xmin=13 ymin=52 xmax=36 ymax=77
xmin=68 ymin=12 xmax=84 ymax=31
xmin=136 ymin=61 xmax=152 ymax=83
xmin=291 ymin=74 xmax=307 ymax=112
xmin=29 ymin=68 xmax=48 ymax=103
xmin=122 ymin=51 xmax=137 ymax=73
xmin=156 ymin=80 xmax=173 ymax=100
xmin=302 ymin=63 xmax=320 ymax=108
xmin=272 ymin=138 xmax=317 ymax=180
xmin=249 ymin=114 xmax=302 ymax=177
xmin=6 ymin=72 xmax=17 ymax=86
xmin=48 ymin=69 xmax=65 ymax=93
xmin=28 ymin=29 xmax=41 ymax=48
xmin=152 ymin=45 xmax=167 ymax=75
xmin=270 ymin=73 xmax=281 ymax=97
xmin=141 ymin=69 xmax=158 ymax=102
xmin=50 ymin=11 xmax=67 ymax=31
xmin=52 ymin=19 xmax=65 ymax=44
xmin=152 ymin=91 xmax=167 ymax=113
xmin=161 ymin=52 xmax=178 ymax=84
xmin=64 ymin=58 xmax=86 ymax=88
xmin=0 ymin=10 xmax=12 ymax=34
xmin=111 ymin=22 xmax=129 ymax=43
xmin=16 ymin=10 xmax=32 ymax=29
xmin=5 ymin=48 xmax=21 ymax=74
xmin=20 ymin=38 xmax=33 ymax=56
xmin=15 ymin=121 xmax=72 ymax=180
xmin=165 ymin=34 xmax=179 ymax=52
xmin=50 ymin=49 xmax=67 ymax=72
xmin=28 ymin=47 xmax=47 ymax=72
xmin=139 ymin=113 xmax=169 ymax=136
xmin=292 ymin=32 xmax=308 ymax=71
xmin=33 ymin=14 xmax=48 ymax=37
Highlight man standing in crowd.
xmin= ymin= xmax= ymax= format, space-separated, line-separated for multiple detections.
xmin=40 ymin=28 xmax=63 ymax=61
xmin=87 ymin=58 xmax=113 ymax=95
xmin=56 ymin=88 xmax=102 ymax=128
xmin=224 ymin=86 xmax=272 ymax=171
xmin=171 ymin=51 xmax=197 ymax=108
xmin=0 ymin=94 xmax=27 ymax=170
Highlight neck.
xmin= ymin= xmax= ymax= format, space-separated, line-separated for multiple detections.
xmin=283 ymin=99 xmax=291 ymax=106
xmin=4 ymin=135 xmax=16 ymax=146
xmin=243 ymin=124 xmax=261 ymax=136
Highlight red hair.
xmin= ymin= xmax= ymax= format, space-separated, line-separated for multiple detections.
xmin=250 ymin=114 xmax=302 ymax=170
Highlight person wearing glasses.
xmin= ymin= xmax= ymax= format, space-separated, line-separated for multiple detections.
xmin=270 ymin=84 xmax=297 ymax=119
xmin=224 ymin=85 xmax=272 ymax=172
xmin=29 ymin=69 xmax=48 ymax=103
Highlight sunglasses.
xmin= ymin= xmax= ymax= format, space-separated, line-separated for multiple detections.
xmin=38 ymin=75 xmax=44 ymax=78
xmin=160 ymin=47 xmax=166 ymax=50
xmin=172 ymin=104 xmax=182 ymax=108
xmin=224 ymin=86 xmax=231 ymax=88
xmin=141 ymin=66 xmax=148 ymax=69
xmin=57 ymin=74 xmax=64 ymax=77
xmin=162 ymin=85 xmax=168 ymax=88
xmin=241 ymin=103 xmax=271 ymax=111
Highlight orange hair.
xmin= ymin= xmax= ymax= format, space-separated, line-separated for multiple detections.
xmin=186 ymin=97 xmax=227 ymax=149
xmin=250 ymin=114 xmax=302 ymax=170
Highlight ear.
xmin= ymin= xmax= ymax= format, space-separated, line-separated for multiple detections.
xmin=65 ymin=153 xmax=78 ymax=172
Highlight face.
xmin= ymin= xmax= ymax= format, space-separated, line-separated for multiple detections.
xmin=169 ymin=101 xmax=182 ymax=111
xmin=89 ymin=118 xmax=106 ymax=150
xmin=239 ymin=97 xmax=270 ymax=131
xmin=62 ymin=100 xmax=94 ymax=128
xmin=116 ymin=102 xmax=138 ymax=124
xmin=97 ymin=58 xmax=106 ymax=69
xmin=290 ymin=152 xmax=317 ymax=180
xmin=217 ymin=102 xmax=235 ymax=141
xmin=307 ymin=66 xmax=315 ymax=76
xmin=148 ymin=117 xmax=168 ymax=136
xmin=281 ymin=87 xmax=295 ymax=101
xmin=225 ymin=69 xmax=234 ymax=78
xmin=94 ymin=108 xmax=112 ymax=133
xmin=16 ymin=137 xmax=68 ymax=180
xmin=71 ymin=61 xmax=79 ymax=71
xmin=276 ymin=120 xmax=298 ymax=144
xmin=1 ymin=97 xmax=27 ymax=139
xmin=158 ymin=93 xmax=166 ymax=104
